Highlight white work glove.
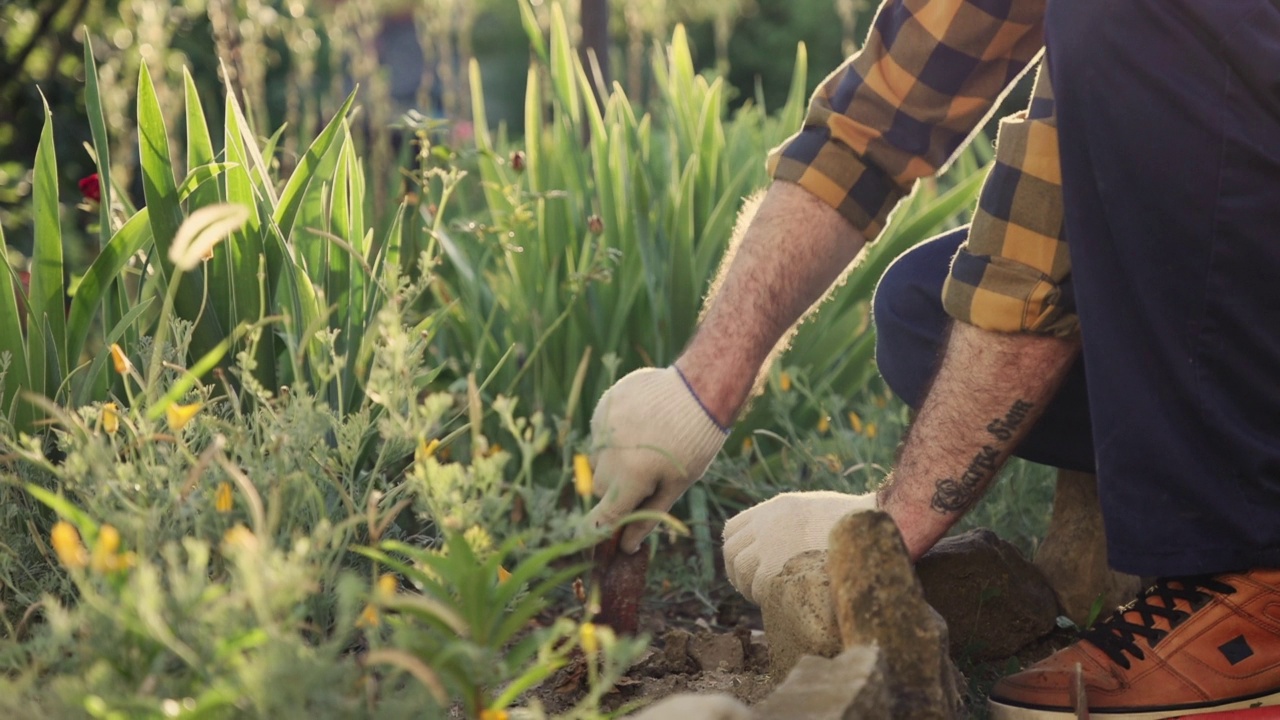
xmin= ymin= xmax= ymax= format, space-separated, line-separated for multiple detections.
xmin=723 ymin=490 xmax=877 ymax=604
xmin=585 ymin=367 xmax=728 ymax=553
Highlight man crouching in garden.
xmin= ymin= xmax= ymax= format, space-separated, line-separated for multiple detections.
xmin=584 ymin=0 xmax=1280 ymax=717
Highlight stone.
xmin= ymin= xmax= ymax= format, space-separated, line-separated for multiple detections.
xmin=627 ymin=693 xmax=752 ymax=720
xmin=751 ymin=645 xmax=891 ymax=720
xmin=828 ymin=510 xmax=965 ymax=720
xmin=690 ymin=631 xmax=745 ymax=673
xmin=1035 ymin=469 xmax=1142 ymax=626
xmin=660 ymin=628 xmax=698 ymax=675
xmin=917 ymin=527 xmax=1060 ymax=660
xmin=758 ymin=550 xmax=843 ymax=678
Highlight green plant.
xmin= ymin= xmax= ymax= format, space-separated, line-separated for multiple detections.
xmin=0 ymin=41 xmax=660 ymax=716
xmin=0 ymin=303 xmax=641 ymax=717
xmin=0 ymin=34 xmax=447 ymax=440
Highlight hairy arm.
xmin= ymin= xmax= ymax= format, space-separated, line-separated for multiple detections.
xmin=878 ymin=321 xmax=1081 ymax=559
xmin=675 ymin=181 xmax=867 ymax=425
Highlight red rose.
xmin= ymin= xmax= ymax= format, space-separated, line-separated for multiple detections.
xmin=78 ymin=174 xmax=101 ymax=203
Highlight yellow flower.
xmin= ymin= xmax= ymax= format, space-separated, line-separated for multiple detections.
xmin=51 ymin=521 xmax=88 ymax=570
xmin=485 ymin=442 xmax=503 ymax=457
xmin=817 ymin=415 xmax=831 ymax=434
xmin=376 ymin=573 xmax=398 ymax=600
xmin=497 ymin=566 xmax=512 ymax=583
xmin=741 ymin=437 xmax=753 ymax=455
xmin=822 ymin=454 xmax=842 ymax=473
xmin=165 ymin=402 xmax=202 ymax=431
xmin=464 ymin=525 xmax=493 ymax=555
xmin=101 ymin=403 xmax=119 ymax=435
xmin=479 ymin=710 xmax=509 ymax=720
xmin=358 ymin=575 xmax=398 ymax=629
xmin=847 ymin=411 xmax=864 ymax=434
xmin=865 ymin=422 xmax=878 ymax=439
xmin=573 ymin=453 xmax=593 ymax=498
xmin=221 ymin=524 xmax=257 ymax=552
xmin=109 ymin=343 xmax=130 ymax=375
xmin=874 ymin=394 xmax=888 ymax=409
xmin=214 ymin=482 xmax=233 ymax=514
xmin=416 ymin=438 xmax=440 ymax=463
xmin=90 ymin=524 xmax=123 ymax=573
xmin=779 ymin=371 xmax=791 ymax=392
xmin=356 ymin=604 xmax=380 ymax=629
xmin=579 ymin=622 xmax=599 ymax=655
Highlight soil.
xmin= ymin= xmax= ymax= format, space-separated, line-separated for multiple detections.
xmin=533 ymin=586 xmax=777 ymax=715
xmin=531 ymin=574 xmax=1075 ymax=718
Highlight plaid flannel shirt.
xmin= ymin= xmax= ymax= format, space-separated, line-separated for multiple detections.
xmin=769 ymin=0 xmax=1079 ymax=336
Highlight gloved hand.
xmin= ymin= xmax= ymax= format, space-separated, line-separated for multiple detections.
xmin=585 ymin=367 xmax=728 ymax=553
xmin=722 ymin=490 xmax=877 ymax=603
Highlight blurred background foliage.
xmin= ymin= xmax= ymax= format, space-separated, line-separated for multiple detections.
xmin=0 ymin=0 xmax=874 ymax=258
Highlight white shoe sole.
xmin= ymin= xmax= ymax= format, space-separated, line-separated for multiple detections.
xmin=988 ymin=691 xmax=1280 ymax=719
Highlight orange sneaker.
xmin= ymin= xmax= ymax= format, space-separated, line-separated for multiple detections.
xmin=989 ymin=569 xmax=1280 ymax=719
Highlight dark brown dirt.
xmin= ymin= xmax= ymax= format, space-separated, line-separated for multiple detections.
xmin=528 ymin=537 xmax=1075 ymax=717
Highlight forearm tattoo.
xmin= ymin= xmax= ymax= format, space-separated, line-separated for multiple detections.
xmin=930 ymin=400 xmax=1034 ymax=514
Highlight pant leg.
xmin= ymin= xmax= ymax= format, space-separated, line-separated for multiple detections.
xmin=1047 ymin=0 xmax=1280 ymax=575
xmin=873 ymin=227 xmax=1095 ymax=472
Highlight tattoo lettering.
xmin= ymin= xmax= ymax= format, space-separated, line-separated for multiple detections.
xmin=930 ymin=445 xmax=1000 ymax=513
xmin=930 ymin=399 xmax=1035 ymax=514
xmin=986 ymin=399 xmax=1035 ymax=441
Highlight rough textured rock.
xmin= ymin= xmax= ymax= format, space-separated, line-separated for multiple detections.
xmin=690 ymin=631 xmax=745 ymax=673
xmin=828 ymin=510 xmax=965 ymax=720
xmin=758 ymin=550 xmax=843 ymax=677
xmin=917 ymin=528 xmax=1060 ymax=660
xmin=1035 ymin=469 xmax=1142 ymax=625
xmin=627 ymin=692 xmax=752 ymax=720
xmin=751 ymin=645 xmax=891 ymax=720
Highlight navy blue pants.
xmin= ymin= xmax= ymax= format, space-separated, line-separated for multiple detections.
xmin=873 ymin=228 xmax=1096 ymax=474
xmin=875 ymin=0 xmax=1280 ymax=576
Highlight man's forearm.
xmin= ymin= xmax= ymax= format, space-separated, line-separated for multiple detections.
xmin=878 ymin=321 xmax=1081 ymax=559
xmin=676 ymin=181 xmax=867 ymax=425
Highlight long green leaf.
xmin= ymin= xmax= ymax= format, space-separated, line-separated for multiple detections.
xmin=138 ymin=63 xmax=225 ymax=358
xmin=28 ymin=94 xmax=67 ymax=400
xmin=0 ymin=224 xmax=31 ymax=432
xmin=222 ymin=91 xmax=263 ymax=331
xmin=517 ymin=0 xmax=548 ymax=65
xmin=25 ymin=484 xmax=97 ymax=538
xmin=83 ymin=36 xmax=114 ymax=246
xmin=183 ymin=68 xmax=220 ymax=209
xmin=548 ymin=3 xmax=580 ymax=126
xmin=65 ymin=210 xmax=153 ymax=369
xmin=274 ymin=90 xmax=357 ymax=239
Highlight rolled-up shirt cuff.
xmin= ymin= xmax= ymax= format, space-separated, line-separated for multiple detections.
xmin=942 ymin=250 xmax=1079 ymax=336
xmin=767 ymin=128 xmax=906 ymax=242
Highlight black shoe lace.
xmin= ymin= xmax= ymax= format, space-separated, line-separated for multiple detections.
xmin=1080 ymin=575 xmax=1237 ymax=669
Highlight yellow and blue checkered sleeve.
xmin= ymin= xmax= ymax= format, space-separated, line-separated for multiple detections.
xmin=769 ymin=0 xmax=1046 ymax=240
xmin=942 ymin=61 xmax=1077 ymax=336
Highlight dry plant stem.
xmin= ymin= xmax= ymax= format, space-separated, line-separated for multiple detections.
xmin=676 ymin=181 xmax=866 ymax=426
xmin=878 ymin=322 xmax=1081 ymax=560
xmin=590 ymin=530 xmax=649 ymax=635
